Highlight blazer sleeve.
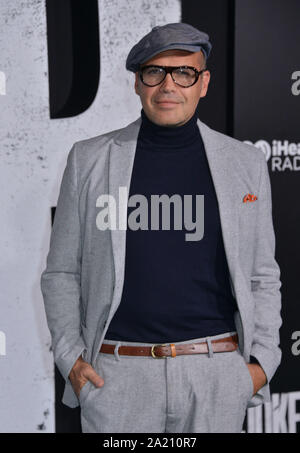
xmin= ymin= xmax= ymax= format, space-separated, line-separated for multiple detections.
xmin=249 ymin=153 xmax=283 ymax=384
xmin=40 ymin=143 xmax=86 ymax=383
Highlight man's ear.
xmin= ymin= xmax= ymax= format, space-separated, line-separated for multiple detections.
xmin=134 ymin=72 xmax=140 ymax=95
xmin=199 ymin=70 xmax=211 ymax=99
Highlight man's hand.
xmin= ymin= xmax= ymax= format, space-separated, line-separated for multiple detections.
xmin=68 ymin=356 xmax=104 ymax=398
xmin=247 ymin=363 xmax=267 ymax=396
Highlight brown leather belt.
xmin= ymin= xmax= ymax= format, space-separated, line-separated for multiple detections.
xmin=99 ymin=334 xmax=238 ymax=358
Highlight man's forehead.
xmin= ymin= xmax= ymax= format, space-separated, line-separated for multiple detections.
xmin=143 ymin=49 xmax=204 ymax=65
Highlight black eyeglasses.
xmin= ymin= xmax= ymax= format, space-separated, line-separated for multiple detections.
xmin=139 ymin=65 xmax=208 ymax=88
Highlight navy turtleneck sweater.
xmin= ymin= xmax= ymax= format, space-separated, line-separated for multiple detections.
xmin=104 ymin=108 xmax=238 ymax=342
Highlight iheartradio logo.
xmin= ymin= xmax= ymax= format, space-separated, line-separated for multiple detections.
xmin=244 ymin=139 xmax=300 ymax=172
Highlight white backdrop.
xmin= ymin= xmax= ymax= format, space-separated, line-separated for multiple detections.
xmin=0 ymin=0 xmax=181 ymax=433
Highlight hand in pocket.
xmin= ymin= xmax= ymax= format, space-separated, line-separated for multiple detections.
xmin=68 ymin=355 xmax=104 ymax=398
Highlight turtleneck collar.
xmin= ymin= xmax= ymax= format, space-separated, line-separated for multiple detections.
xmin=138 ymin=108 xmax=200 ymax=150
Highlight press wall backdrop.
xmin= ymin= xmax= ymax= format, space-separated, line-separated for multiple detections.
xmin=0 ymin=0 xmax=299 ymax=433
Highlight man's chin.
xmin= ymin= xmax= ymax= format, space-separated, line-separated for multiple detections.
xmin=148 ymin=108 xmax=184 ymax=127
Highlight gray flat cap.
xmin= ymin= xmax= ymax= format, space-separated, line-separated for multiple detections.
xmin=126 ymin=22 xmax=212 ymax=73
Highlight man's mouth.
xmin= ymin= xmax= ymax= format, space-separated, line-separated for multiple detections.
xmin=156 ymin=100 xmax=180 ymax=107
xmin=156 ymin=100 xmax=178 ymax=104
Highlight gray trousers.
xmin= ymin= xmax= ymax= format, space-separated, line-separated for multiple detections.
xmin=79 ymin=330 xmax=253 ymax=433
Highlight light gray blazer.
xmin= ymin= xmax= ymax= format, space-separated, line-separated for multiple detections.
xmin=40 ymin=116 xmax=282 ymax=409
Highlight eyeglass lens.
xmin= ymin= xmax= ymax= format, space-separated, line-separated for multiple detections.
xmin=142 ymin=66 xmax=197 ymax=87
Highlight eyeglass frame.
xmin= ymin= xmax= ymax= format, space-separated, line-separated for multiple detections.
xmin=139 ymin=64 xmax=208 ymax=88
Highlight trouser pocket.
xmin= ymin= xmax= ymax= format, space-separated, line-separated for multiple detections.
xmin=78 ymin=379 xmax=93 ymax=406
xmin=238 ymin=354 xmax=254 ymax=402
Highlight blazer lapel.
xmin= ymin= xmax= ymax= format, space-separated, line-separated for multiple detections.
xmin=196 ymin=118 xmax=239 ymax=296
xmin=108 ymin=117 xmax=142 ymax=316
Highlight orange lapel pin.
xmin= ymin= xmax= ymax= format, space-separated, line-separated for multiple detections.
xmin=243 ymin=193 xmax=258 ymax=203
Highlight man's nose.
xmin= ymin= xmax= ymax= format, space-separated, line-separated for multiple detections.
xmin=159 ymin=72 xmax=176 ymax=91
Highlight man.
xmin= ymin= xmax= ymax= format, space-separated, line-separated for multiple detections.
xmin=41 ymin=23 xmax=282 ymax=433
